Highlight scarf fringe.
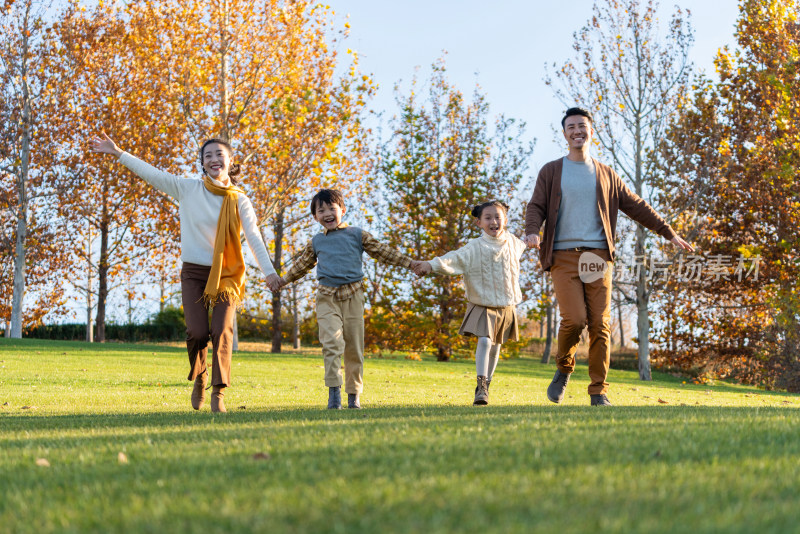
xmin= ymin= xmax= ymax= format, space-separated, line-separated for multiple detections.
xmin=202 ymin=287 xmax=241 ymax=309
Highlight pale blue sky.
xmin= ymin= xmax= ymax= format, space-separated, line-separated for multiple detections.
xmin=330 ymin=0 xmax=741 ymax=186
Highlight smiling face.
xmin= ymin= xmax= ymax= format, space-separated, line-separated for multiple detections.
xmin=476 ymin=205 xmax=507 ymax=237
xmin=202 ymin=142 xmax=232 ymax=183
xmin=313 ymin=200 xmax=346 ymax=231
xmin=562 ymin=114 xmax=593 ymax=151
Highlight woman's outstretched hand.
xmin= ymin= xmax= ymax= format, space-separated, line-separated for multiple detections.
xmin=90 ymin=132 xmax=122 ymax=158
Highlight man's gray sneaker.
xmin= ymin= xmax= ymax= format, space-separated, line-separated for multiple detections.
xmin=547 ymin=369 xmax=570 ymax=403
xmin=473 ymin=376 xmax=489 ymax=406
xmin=590 ymin=394 xmax=612 ymax=406
xmin=327 ymin=386 xmax=342 ymax=409
xmin=348 ymin=393 xmax=361 ymax=409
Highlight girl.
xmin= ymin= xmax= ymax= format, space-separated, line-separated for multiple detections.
xmin=415 ymin=201 xmax=527 ymax=405
xmin=90 ymin=133 xmax=280 ymax=413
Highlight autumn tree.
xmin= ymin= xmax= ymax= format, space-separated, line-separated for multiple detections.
xmin=656 ymin=0 xmax=800 ymax=389
xmin=50 ymin=0 xmax=183 ymax=341
xmin=370 ymin=60 xmax=534 ymax=361
xmin=0 ymin=0 xmax=74 ymax=336
xmin=546 ymin=0 xmax=694 ymax=380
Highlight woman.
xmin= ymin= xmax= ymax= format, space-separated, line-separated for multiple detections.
xmin=91 ymin=133 xmax=280 ymax=413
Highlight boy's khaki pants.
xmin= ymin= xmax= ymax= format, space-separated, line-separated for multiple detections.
xmin=550 ymin=249 xmax=613 ymax=395
xmin=317 ymin=288 xmax=365 ymax=395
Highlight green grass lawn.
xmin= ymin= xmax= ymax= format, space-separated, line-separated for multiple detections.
xmin=1 ymin=338 xmax=798 ymax=534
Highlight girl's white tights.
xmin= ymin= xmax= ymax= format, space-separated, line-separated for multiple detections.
xmin=475 ymin=336 xmax=501 ymax=380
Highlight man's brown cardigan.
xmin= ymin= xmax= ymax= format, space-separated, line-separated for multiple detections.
xmin=525 ymin=157 xmax=677 ymax=272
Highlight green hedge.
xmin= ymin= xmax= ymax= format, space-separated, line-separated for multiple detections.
xmin=24 ymin=323 xmax=186 ymax=342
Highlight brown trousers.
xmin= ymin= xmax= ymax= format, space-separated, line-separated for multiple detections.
xmin=181 ymin=262 xmax=236 ymax=387
xmin=550 ymin=249 xmax=613 ymax=395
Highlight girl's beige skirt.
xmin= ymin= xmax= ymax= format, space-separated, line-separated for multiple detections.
xmin=458 ymin=303 xmax=519 ymax=344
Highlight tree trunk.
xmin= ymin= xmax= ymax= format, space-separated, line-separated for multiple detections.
xmin=633 ymin=109 xmax=652 ymax=380
xmin=232 ymin=318 xmax=238 ymax=351
xmin=271 ymin=208 xmax=285 ymax=353
xmin=292 ymin=283 xmax=300 ymax=350
xmin=96 ymin=220 xmax=109 ymax=343
xmin=218 ymin=0 xmax=230 ymax=141
xmin=541 ymin=297 xmax=554 ymax=364
xmin=617 ymin=292 xmax=625 ymax=349
xmin=541 ymin=276 xmax=555 ymax=364
xmin=635 ymin=225 xmax=651 ymax=380
xmin=9 ymin=27 xmax=33 ymax=339
xmin=436 ymin=287 xmax=452 ymax=361
xmin=10 ymin=174 xmax=27 ymax=338
xmin=86 ymin=227 xmax=93 ymax=343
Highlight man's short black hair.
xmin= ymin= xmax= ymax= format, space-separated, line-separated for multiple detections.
xmin=310 ymin=189 xmax=345 ymax=217
xmin=561 ymin=107 xmax=593 ymax=129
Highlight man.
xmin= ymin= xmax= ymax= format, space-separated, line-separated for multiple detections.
xmin=525 ymin=107 xmax=694 ymax=406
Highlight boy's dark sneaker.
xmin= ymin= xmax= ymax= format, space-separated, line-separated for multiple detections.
xmin=473 ymin=376 xmax=489 ymax=406
xmin=348 ymin=393 xmax=361 ymax=409
xmin=547 ymin=369 xmax=571 ymax=403
xmin=328 ymin=386 xmax=343 ymax=409
xmin=590 ymin=394 xmax=612 ymax=406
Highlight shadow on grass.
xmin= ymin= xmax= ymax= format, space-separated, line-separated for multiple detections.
xmin=3 ymin=403 xmax=797 ymax=443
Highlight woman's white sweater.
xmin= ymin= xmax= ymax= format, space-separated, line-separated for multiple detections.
xmin=429 ymin=231 xmax=526 ymax=307
xmin=118 ymin=152 xmax=276 ymax=277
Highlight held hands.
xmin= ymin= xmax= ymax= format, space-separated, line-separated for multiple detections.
xmin=89 ymin=132 xmax=122 ymax=158
xmin=410 ymin=260 xmax=432 ymax=276
xmin=266 ymin=273 xmax=285 ymax=292
xmin=670 ymin=235 xmax=695 ymax=252
xmin=524 ymin=234 xmax=541 ymax=249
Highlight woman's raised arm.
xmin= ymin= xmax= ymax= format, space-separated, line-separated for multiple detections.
xmin=90 ymin=132 xmax=123 ymax=158
xmin=88 ymin=131 xmax=182 ymax=200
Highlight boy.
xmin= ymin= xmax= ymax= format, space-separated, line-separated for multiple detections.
xmin=274 ymin=189 xmax=417 ymax=409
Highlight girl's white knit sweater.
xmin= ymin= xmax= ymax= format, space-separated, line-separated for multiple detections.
xmin=118 ymin=152 xmax=276 ymax=277
xmin=429 ymin=231 xmax=526 ymax=308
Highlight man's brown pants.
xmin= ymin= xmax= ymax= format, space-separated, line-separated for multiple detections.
xmin=550 ymin=249 xmax=613 ymax=395
xmin=181 ymin=262 xmax=236 ymax=387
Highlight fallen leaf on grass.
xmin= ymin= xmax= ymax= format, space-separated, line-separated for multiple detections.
xmin=21 ymin=405 xmax=32 ymax=410
xmin=642 ymin=395 xmax=651 ymax=399
xmin=36 ymin=458 xmax=50 ymax=467
xmin=118 ymin=452 xmax=128 ymax=464
xmin=781 ymin=400 xmax=791 ymax=404
xmin=252 ymin=452 xmax=271 ymax=461
xmin=629 ymin=387 xmax=639 ymax=391
xmin=658 ymin=399 xmax=669 ymax=404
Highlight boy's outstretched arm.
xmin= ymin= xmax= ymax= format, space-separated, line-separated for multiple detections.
xmin=362 ymin=231 xmax=413 ymax=270
xmin=280 ymin=241 xmax=317 ymax=287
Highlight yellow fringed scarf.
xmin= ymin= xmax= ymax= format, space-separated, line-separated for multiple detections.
xmin=202 ymin=176 xmax=246 ymax=307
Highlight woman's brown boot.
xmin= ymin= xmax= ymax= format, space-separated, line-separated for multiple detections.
xmin=191 ymin=370 xmax=208 ymax=410
xmin=211 ymin=385 xmax=227 ymax=413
